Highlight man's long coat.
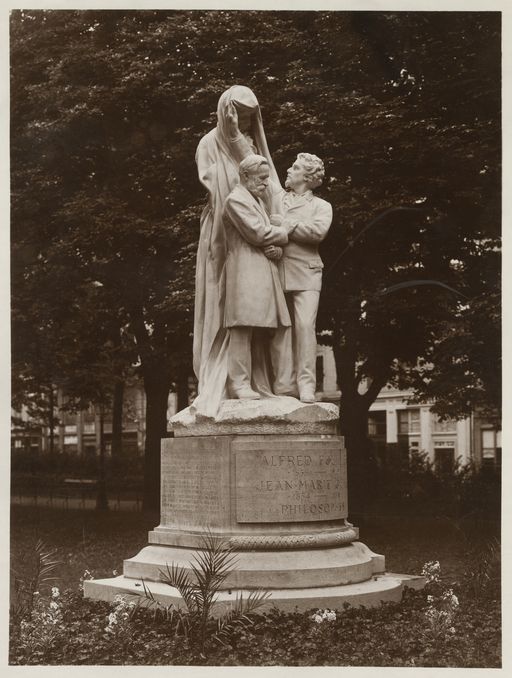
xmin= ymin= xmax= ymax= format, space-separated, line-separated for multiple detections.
xmin=222 ymin=183 xmax=291 ymax=329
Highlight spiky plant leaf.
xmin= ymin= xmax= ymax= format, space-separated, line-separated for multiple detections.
xmin=135 ymin=579 xmax=170 ymax=619
xmin=159 ymin=562 xmax=198 ymax=615
xmin=213 ymin=589 xmax=272 ymax=646
xmin=32 ymin=539 xmax=61 ymax=587
xmin=190 ymin=533 xmax=238 ymax=597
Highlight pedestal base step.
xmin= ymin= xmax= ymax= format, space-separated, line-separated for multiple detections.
xmin=123 ymin=541 xmax=384 ymax=589
xmin=84 ymin=572 xmax=424 ymax=615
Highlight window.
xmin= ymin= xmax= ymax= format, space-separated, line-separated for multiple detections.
xmin=482 ymin=429 xmax=501 ymax=466
xmin=398 ymin=410 xmax=408 ymax=434
xmin=398 ymin=409 xmax=420 ymax=434
xmin=368 ymin=411 xmax=386 ymax=436
xmin=410 ymin=410 xmax=420 ymax=433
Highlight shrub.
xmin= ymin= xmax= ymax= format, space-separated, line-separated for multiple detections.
xmin=369 ymin=447 xmax=500 ymax=521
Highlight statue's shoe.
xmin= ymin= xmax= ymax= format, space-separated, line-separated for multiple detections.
xmin=234 ymin=387 xmax=261 ymax=400
xmin=299 ymin=390 xmax=316 ymax=404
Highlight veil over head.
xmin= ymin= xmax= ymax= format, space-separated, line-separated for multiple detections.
xmin=192 ymin=86 xmax=281 ymax=416
xmin=215 ymin=86 xmax=279 ymax=184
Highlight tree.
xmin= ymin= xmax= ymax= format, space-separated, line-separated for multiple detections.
xmin=307 ymin=12 xmax=501 ymax=510
xmin=11 ymin=10 xmax=500 ymax=514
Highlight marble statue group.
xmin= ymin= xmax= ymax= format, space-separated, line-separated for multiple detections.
xmin=192 ymin=85 xmax=332 ymax=417
xmin=85 ymin=90 xmax=409 ymax=616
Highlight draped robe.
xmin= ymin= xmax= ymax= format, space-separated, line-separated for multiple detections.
xmin=191 ymin=86 xmax=282 ymax=416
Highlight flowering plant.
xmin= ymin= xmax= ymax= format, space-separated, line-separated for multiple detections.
xmin=16 ymin=586 xmax=64 ymax=659
xmin=104 ymin=594 xmax=137 ymax=639
xmin=78 ymin=569 xmax=94 ymax=593
xmin=310 ymin=608 xmax=337 ymax=624
xmin=420 ymin=561 xmax=459 ymax=642
xmin=421 ymin=560 xmax=441 ymax=586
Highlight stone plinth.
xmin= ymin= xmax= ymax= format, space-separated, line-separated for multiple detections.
xmin=84 ymin=397 xmax=424 ymax=611
xmin=152 ymin=434 xmax=353 ymax=544
xmin=170 ymin=397 xmax=339 ymax=437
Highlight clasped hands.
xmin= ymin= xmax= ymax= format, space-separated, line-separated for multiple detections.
xmin=263 ymin=214 xmax=295 ymax=260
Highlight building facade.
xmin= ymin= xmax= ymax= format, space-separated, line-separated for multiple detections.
xmin=11 ymin=386 xmax=178 ymax=457
xmin=367 ymin=385 xmax=472 ymax=471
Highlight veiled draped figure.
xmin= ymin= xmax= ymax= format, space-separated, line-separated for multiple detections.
xmin=192 ymin=86 xmax=281 ymax=415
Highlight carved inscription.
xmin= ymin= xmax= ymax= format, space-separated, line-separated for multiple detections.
xmin=235 ymin=442 xmax=347 ymax=523
xmin=160 ymin=439 xmax=229 ymax=528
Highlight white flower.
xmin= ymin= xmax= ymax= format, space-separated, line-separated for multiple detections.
xmin=80 ymin=569 xmax=93 ymax=584
xmin=51 ymin=587 xmax=60 ymax=598
xmin=427 ymin=595 xmax=434 ymax=603
xmin=421 ymin=560 xmax=441 ymax=583
xmin=311 ymin=608 xmax=336 ymax=623
xmin=449 ymin=627 xmax=456 ymax=634
xmin=49 ymin=601 xmax=60 ymax=610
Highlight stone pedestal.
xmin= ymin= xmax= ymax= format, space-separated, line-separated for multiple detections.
xmin=84 ymin=398 xmax=423 ymax=612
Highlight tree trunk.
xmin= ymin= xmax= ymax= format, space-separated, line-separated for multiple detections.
xmin=111 ymin=379 xmax=124 ymax=464
xmin=48 ymin=385 xmax=55 ymax=454
xmin=142 ymin=373 xmax=171 ymax=512
xmin=96 ymin=403 xmax=109 ymax=511
xmin=342 ymin=398 xmax=374 ymax=522
xmin=332 ymin=329 xmax=383 ymax=524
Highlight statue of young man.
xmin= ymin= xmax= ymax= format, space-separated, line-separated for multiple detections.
xmin=266 ymin=153 xmax=333 ymax=403
xmin=222 ymin=154 xmax=295 ymax=399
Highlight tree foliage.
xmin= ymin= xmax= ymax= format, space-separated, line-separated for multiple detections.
xmin=11 ymin=10 xmax=501 ymax=508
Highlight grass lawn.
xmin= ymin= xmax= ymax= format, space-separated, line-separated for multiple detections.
xmin=11 ymin=505 xmax=158 ymax=590
xmin=10 ymin=505 xmax=501 ymax=667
